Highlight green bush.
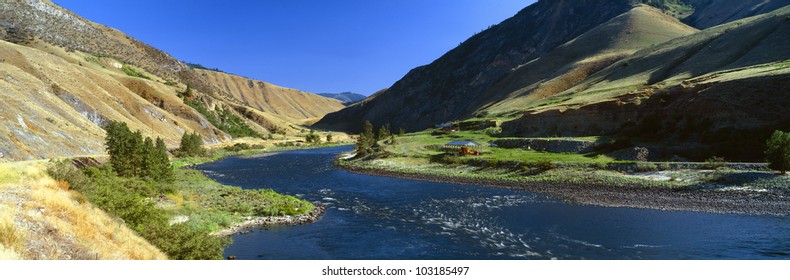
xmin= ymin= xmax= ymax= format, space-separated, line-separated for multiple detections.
xmin=766 ymin=130 xmax=790 ymax=174
xmin=46 ymin=159 xmax=90 ymax=188
xmin=703 ymin=156 xmax=727 ymax=170
xmin=635 ymin=163 xmax=658 ymax=172
xmin=483 ymin=127 xmax=502 ymax=136
xmin=121 ymin=65 xmax=150 ymax=80
xmin=534 ymin=158 xmax=555 ymax=171
xmin=77 ymin=165 xmax=228 ymax=259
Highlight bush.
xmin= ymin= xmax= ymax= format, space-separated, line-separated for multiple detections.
xmin=635 ymin=163 xmax=658 ymax=172
xmin=483 ymin=127 xmax=502 ymax=136
xmin=534 ymin=158 xmax=555 ymax=171
xmin=703 ymin=156 xmax=727 ymax=170
xmin=766 ymin=130 xmax=790 ymax=174
xmin=46 ymin=159 xmax=90 ymax=188
xmin=223 ymin=143 xmax=251 ymax=152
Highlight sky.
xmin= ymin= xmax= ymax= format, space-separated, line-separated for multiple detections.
xmin=52 ymin=0 xmax=535 ymax=95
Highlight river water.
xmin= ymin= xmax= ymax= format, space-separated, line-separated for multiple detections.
xmin=197 ymin=146 xmax=790 ymax=260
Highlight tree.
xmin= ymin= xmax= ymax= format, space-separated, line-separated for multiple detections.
xmin=104 ymin=121 xmax=170 ymax=181
xmin=105 ymin=120 xmax=139 ymax=177
xmin=179 ymin=132 xmax=205 ymax=157
xmin=356 ymin=121 xmax=375 ymax=156
xmin=377 ymin=125 xmax=391 ymax=142
xmin=153 ymin=137 xmax=173 ymax=181
xmin=326 ymin=133 xmax=333 ymax=143
xmin=305 ymin=130 xmax=321 ymax=144
xmin=766 ymin=130 xmax=790 ymax=174
xmin=140 ymin=137 xmax=156 ymax=179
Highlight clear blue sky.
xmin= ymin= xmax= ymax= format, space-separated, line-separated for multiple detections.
xmin=52 ymin=0 xmax=535 ymax=95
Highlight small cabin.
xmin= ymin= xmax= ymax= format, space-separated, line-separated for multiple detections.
xmin=444 ymin=140 xmax=482 ymax=155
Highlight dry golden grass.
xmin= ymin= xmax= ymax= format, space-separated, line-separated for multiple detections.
xmin=0 ymin=205 xmax=25 ymax=260
xmin=0 ymin=161 xmax=167 ymax=260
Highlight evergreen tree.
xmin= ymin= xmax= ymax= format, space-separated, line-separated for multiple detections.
xmin=105 ymin=120 xmax=137 ymax=177
xmin=377 ymin=125 xmax=391 ymax=142
xmin=326 ymin=133 xmax=333 ymax=142
xmin=179 ymin=132 xmax=205 ymax=157
xmin=357 ymin=121 xmax=375 ymax=156
xmin=140 ymin=137 xmax=155 ymax=179
xmin=154 ymin=137 xmax=173 ymax=182
xmin=766 ymin=130 xmax=790 ymax=174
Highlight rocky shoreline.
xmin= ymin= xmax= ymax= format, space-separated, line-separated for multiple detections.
xmin=340 ymin=165 xmax=790 ymax=216
xmin=212 ymin=204 xmax=327 ymax=237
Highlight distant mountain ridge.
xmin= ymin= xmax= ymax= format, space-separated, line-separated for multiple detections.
xmin=317 ymin=92 xmax=367 ymax=105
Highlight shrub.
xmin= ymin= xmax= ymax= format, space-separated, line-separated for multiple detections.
xmin=635 ymin=163 xmax=658 ymax=172
xmin=483 ymin=127 xmax=502 ymax=136
xmin=703 ymin=156 xmax=727 ymax=170
xmin=46 ymin=159 xmax=90 ymax=188
xmin=766 ymin=130 xmax=790 ymax=174
xmin=121 ymin=64 xmax=150 ymax=80
xmin=534 ymin=158 xmax=555 ymax=171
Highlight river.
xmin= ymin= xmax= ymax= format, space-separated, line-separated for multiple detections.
xmin=197 ymin=146 xmax=790 ymax=260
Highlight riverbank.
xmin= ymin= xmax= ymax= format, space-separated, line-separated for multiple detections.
xmin=338 ymin=159 xmax=790 ymax=216
xmin=212 ymin=204 xmax=326 ymax=237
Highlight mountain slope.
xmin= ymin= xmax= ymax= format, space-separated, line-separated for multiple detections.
xmin=196 ymin=69 xmax=344 ymax=121
xmin=502 ymin=6 xmax=790 ymax=160
xmin=0 ymin=40 xmax=229 ymax=161
xmin=0 ymin=0 xmax=218 ymax=96
xmin=682 ymin=0 xmax=790 ymax=29
xmin=315 ymin=0 xmax=790 ymax=133
xmin=318 ymin=92 xmax=367 ymax=105
xmin=479 ymin=5 xmax=698 ymax=116
xmin=0 ymin=1 xmax=346 ymax=162
xmin=315 ymin=0 xmax=642 ymax=132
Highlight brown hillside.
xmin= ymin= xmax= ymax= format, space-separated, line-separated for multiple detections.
xmin=0 ymin=40 xmax=229 ymax=162
xmin=196 ymin=69 xmax=344 ymax=121
xmin=0 ymin=0 xmax=218 ymax=95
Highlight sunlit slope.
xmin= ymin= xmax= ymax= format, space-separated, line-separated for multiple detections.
xmin=0 ymin=40 xmax=230 ymax=162
xmin=196 ymin=69 xmax=344 ymax=121
xmin=480 ymin=5 xmax=698 ymax=115
xmin=0 ymin=161 xmax=166 ymax=260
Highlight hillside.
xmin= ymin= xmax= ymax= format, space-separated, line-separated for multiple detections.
xmin=479 ymin=5 xmax=698 ymax=116
xmin=196 ymin=69 xmax=344 ymax=121
xmin=682 ymin=0 xmax=790 ymax=28
xmin=0 ymin=161 xmax=166 ymax=260
xmin=318 ymin=92 xmax=367 ymax=105
xmin=503 ymin=6 xmax=790 ymax=160
xmin=0 ymin=1 xmax=346 ymax=162
xmin=315 ymin=0 xmax=790 ymax=133
xmin=0 ymin=39 xmax=230 ymax=162
xmin=0 ymin=0 xmax=217 ymax=95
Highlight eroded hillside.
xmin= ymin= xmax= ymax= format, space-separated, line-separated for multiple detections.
xmin=196 ymin=69 xmax=344 ymax=122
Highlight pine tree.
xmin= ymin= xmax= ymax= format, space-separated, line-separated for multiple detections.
xmin=357 ymin=121 xmax=375 ymax=156
xmin=154 ymin=137 xmax=173 ymax=182
xmin=377 ymin=125 xmax=391 ymax=142
xmin=140 ymin=137 xmax=155 ymax=179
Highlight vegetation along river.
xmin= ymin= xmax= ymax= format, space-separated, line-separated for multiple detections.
xmin=197 ymin=146 xmax=790 ymax=260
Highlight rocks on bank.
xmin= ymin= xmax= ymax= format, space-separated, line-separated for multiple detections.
xmin=212 ymin=204 xmax=326 ymax=237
